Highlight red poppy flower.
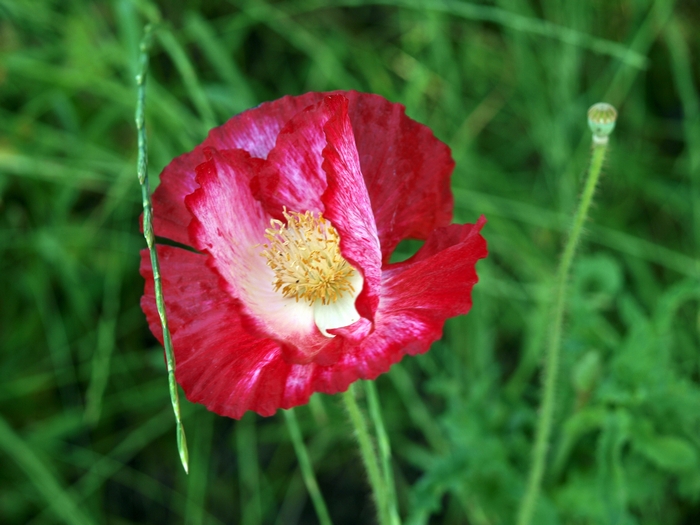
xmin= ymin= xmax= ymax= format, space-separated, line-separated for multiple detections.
xmin=140 ymin=91 xmax=487 ymax=419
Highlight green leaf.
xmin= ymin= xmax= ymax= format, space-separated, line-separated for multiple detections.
xmin=635 ymin=434 xmax=698 ymax=473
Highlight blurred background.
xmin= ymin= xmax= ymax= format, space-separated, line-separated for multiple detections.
xmin=2 ymin=0 xmax=699 ymax=523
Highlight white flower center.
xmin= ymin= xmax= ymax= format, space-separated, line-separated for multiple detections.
xmin=261 ymin=209 xmax=362 ymax=337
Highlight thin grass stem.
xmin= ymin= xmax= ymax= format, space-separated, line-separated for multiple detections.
xmin=516 ymin=106 xmax=614 ymax=525
xmin=237 ymin=417 xmax=262 ymax=525
xmin=364 ymin=381 xmax=401 ymax=525
xmin=136 ymin=23 xmax=189 ymax=474
xmin=283 ymin=409 xmax=333 ymax=525
xmin=343 ymin=383 xmax=391 ymax=525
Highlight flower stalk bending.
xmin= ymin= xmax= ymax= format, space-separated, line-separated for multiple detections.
xmin=517 ymin=103 xmax=617 ymax=525
xmin=136 ymin=24 xmax=189 ymax=474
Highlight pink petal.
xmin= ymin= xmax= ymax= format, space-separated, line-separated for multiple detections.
xmin=185 ymin=148 xmax=340 ymax=364
xmin=151 ymin=93 xmax=327 ymax=245
xmin=151 ymin=91 xmax=454 ymax=257
xmin=382 ymin=216 xmax=488 ymax=321
xmin=184 ymin=148 xmax=269 ymax=300
xmin=140 ymin=218 xmax=486 ymax=418
xmin=140 ymin=246 xmax=353 ymax=417
xmin=251 ymin=97 xmax=342 ymax=216
xmin=321 ymin=94 xmax=383 ymax=321
xmin=310 ymin=217 xmax=488 ymax=393
xmin=140 ymin=245 xmax=286 ymax=418
xmin=343 ymin=91 xmax=455 ymax=262
xmin=149 ymin=148 xmax=207 ymax=246
xmin=207 ymin=93 xmax=326 ymax=159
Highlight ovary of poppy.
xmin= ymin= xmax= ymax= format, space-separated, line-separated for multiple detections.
xmin=140 ymin=91 xmax=487 ymax=419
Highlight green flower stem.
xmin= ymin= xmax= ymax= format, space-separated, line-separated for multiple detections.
xmin=343 ymin=383 xmax=391 ymax=525
xmin=136 ymin=24 xmax=189 ymax=474
xmin=364 ymin=381 xmax=401 ymax=525
xmin=283 ymin=409 xmax=333 ymax=525
xmin=517 ymin=131 xmax=610 ymax=525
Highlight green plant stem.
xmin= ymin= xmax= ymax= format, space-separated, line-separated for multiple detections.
xmin=237 ymin=417 xmax=262 ymax=525
xmin=283 ymin=409 xmax=333 ymax=525
xmin=343 ymin=383 xmax=391 ymax=525
xmin=517 ymin=140 xmax=609 ymax=525
xmin=364 ymin=381 xmax=401 ymax=525
xmin=136 ymin=23 xmax=189 ymax=474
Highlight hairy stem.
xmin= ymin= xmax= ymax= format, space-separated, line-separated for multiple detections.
xmin=517 ymin=134 xmax=610 ymax=525
xmin=364 ymin=381 xmax=401 ymax=525
xmin=343 ymin=383 xmax=391 ymax=525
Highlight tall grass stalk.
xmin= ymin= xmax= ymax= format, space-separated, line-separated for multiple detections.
xmin=135 ymin=23 xmax=189 ymax=474
xmin=517 ymin=104 xmax=617 ymax=525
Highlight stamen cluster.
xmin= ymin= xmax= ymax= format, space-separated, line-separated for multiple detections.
xmin=261 ymin=209 xmax=356 ymax=305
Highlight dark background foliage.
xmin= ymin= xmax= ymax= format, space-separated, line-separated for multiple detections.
xmin=1 ymin=0 xmax=699 ymax=523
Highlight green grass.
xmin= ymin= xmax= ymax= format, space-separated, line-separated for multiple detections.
xmin=2 ymin=0 xmax=699 ymax=523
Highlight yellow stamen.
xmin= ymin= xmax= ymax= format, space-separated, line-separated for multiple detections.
xmin=261 ymin=209 xmax=356 ymax=305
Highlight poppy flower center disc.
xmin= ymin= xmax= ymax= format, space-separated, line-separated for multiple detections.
xmin=261 ymin=209 xmax=357 ymax=305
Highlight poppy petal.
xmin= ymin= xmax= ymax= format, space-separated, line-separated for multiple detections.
xmin=207 ymin=92 xmax=326 ymax=159
xmin=344 ymin=92 xmax=455 ymax=262
xmin=382 ymin=216 xmax=488 ymax=324
xmin=321 ymin=94 xmax=383 ymax=322
xmin=184 ymin=148 xmax=271 ymax=302
xmin=151 ymin=93 xmax=327 ymax=245
xmin=185 ymin=148 xmax=338 ymax=363
xmin=252 ymin=97 xmax=342 ymax=217
xmin=149 ymin=148 xmax=206 ymax=246
xmin=140 ymin=245 xmax=288 ymax=418
xmin=306 ymin=217 xmax=488 ymax=393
